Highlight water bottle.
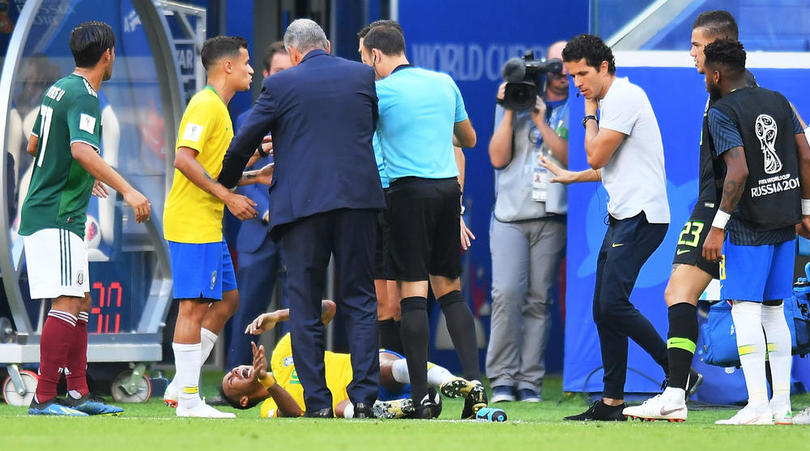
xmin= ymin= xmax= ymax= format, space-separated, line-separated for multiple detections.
xmin=531 ymin=165 xmax=548 ymax=202
xmin=476 ymin=407 xmax=507 ymax=422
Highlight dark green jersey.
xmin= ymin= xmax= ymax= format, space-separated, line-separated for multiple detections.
xmin=19 ymin=74 xmax=102 ymax=239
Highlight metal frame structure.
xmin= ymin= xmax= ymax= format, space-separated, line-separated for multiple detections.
xmin=0 ymin=0 xmax=185 ymax=367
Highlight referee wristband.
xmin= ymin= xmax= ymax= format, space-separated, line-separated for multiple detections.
xmin=712 ymin=210 xmax=731 ymax=230
xmin=258 ymin=373 xmax=276 ymax=389
xmin=802 ymin=199 xmax=810 ymax=215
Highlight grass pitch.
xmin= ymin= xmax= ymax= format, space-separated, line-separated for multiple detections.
xmin=1 ymin=373 xmax=809 ymax=451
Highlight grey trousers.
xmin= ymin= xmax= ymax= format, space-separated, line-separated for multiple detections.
xmin=485 ymin=216 xmax=565 ymax=392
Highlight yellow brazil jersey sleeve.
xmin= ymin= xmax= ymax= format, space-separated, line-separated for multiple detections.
xmin=163 ymin=87 xmax=234 ymax=243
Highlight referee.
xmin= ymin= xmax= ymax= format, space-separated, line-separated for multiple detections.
xmin=360 ymin=24 xmax=484 ymax=419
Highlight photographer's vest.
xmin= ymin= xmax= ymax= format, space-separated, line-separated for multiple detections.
xmin=712 ymin=87 xmax=800 ymax=230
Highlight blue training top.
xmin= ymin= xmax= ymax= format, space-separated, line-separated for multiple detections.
xmin=375 ymin=66 xmax=468 ymax=182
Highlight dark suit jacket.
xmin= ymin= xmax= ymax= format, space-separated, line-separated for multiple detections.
xmin=219 ymin=49 xmax=385 ymax=239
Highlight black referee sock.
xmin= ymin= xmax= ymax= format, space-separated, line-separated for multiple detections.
xmin=666 ymin=303 xmax=698 ymax=390
xmin=437 ymin=290 xmax=481 ymax=381
xmin=378 ymin=318 xmax=404 ymax=354
xmin=400 ymin=297 xmax=430 ymax=403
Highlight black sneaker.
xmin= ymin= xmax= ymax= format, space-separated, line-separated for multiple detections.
xmin=413 ymin=394 xmax=441 ymax=419
xmin=564 ymin=400 xmax=627 ymax=421
xmin=461 ymin=382 xmax=487 ymax=419
xmin=686 ymin=368 xmax=703 ymax=396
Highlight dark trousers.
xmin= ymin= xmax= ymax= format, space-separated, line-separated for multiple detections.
xmin=226 ymin=237 xmax=288 ymax=368
xmin=281 ymin=208 xmax=380 ymax=410
xmin=592 ymin=212 xmax=668 ymax=399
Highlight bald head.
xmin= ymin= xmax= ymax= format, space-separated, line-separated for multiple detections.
xmin=547 ymin=41 xmax=567 ymax=61
xmin=545 ymin=40 xmax=569 ymax=99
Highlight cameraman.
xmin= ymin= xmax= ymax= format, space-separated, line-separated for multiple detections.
xmin=485 ymin=41 xmax=568 ymax=403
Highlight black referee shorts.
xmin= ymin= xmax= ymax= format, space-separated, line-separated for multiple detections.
xmin=672 ymin=203 xmax=720 ymax=279
xmin=385 ymin=177 xmax=462 ymax=281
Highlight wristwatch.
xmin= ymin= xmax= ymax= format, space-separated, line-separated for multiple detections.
xmin=582 ymin=115 xmax=598 ymax=127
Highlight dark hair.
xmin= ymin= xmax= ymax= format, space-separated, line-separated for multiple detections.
xmin=218 ymin=384 xmax=261 ymax=410
xmin=69 ymin=21 xmax=115 ymax=68
xmin=703 ymin=39 xmax=746 ymax=77
xmin=263 ymin=41 xmax=287 ymax=71
xmin=562 ymin=34 xmax=615 ymax=75
xmin=357 ymin=19 xmax=403 ymax=39
xmin=362 ymin=25 xmax=405 ymax=56
xmin=201 ymin=36 xmax=248 ymax=71
xmin=692 ymin=10 xmax=739 ymax=40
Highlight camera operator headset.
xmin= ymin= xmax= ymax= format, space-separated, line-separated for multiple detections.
xmin=485 ymin=41 xmax=569 ymax=403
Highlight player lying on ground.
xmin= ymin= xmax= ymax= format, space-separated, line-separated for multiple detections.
xmin=219 ymin=300 xmax=486 ymax=418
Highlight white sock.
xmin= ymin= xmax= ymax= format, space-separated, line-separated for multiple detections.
xmin=200 ymin=328 xmax=218 ymax=365
xmin=662 ymin=386 xmax=686 ymax=404
xmin=427 ymin=362 xmax=456 ymax=387
xmin=168 ymin=328 xmax=218 ymax=393
xmin=761 ymin=303 xmax=792 ymax=412
xmin=343 ymin=403 xmax=354 ymax=418
xmin=731 ymin=301 xmax=768 ymax=409
xmin=172 ymin=342 xmax=202 ymax=409
xmin=391 ymin=358 xmax=410 ymax=384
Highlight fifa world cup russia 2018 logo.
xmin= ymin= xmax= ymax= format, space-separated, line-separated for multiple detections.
xmin=756 ymin=114 xmax=782 ymax=175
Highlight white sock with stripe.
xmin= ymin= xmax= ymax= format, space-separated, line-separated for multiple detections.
xmin=731 ymin=301 xmax=768 ymax=410
xmin=172 ymin=342 xmax=202 ymax=409
xmin=761 ymin=303 xmax=792 ymax=414
xmin=167 ymin=328 xmax=218 ymax=396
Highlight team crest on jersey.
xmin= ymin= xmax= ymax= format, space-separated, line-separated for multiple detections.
xmin=210 ymin=270 xmax=217 ymax=290
xmin=79 ymin=114 xmax=96 ymax=134
xmin=283 ymin=356 xmax=294 ymax=367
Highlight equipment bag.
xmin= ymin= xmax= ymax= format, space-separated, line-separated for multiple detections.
xmin=702 ymin=285 xmax=810 ymax=367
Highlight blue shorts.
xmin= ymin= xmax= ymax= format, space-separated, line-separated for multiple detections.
xmin=168 ymin=240 xmax=237 ymax=301
xmin=377 ymin=349 xmax=411 ymax=401
xmin=721 ymin=238 xmax=795 ymax=302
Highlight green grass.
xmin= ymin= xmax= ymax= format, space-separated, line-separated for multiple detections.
xmin=1 ymin=373 xmax=809 ymax=450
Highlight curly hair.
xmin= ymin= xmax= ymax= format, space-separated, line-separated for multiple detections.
xmin=703 ymin=39 xmax=746 ymax=76
xmin=562 ymin=34 xmax=615 ymax=74
xmin=693 ymin=10 xmax=738 ymax=40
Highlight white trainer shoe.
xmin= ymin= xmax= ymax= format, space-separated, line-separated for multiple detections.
xmin=176 ymin=400 xmax=236 ymax=418
xmin=715 ymin=405 xmax=773 ymax=425
xmin=793 ymin=407 xmax=810 ymax=425
xmin=622 ymin=394 xmax=687 ymax=422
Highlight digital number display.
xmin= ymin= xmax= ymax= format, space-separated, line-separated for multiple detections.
xmin=89 ymin=281 xmax=123 ymax=334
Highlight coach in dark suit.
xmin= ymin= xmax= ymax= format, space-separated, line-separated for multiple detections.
xmin=218 ymin=19 xmax=384 ymax=418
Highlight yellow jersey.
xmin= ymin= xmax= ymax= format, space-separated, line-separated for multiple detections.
xmin=163 ymin=87 xmax=233 ymax=243
xmin=260 ymin=333 xmax=353 ymax=418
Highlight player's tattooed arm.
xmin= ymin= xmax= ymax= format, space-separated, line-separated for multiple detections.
xmin=718 ymin=146 xmax=748 ymax=214
xmin=703 ymin=146 xmax=748 ymax=262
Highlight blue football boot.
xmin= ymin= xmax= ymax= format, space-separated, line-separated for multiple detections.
xmin=29 ymin=398 xmax=88 ymax=416
xmin=62 ymin=393 xmax=124 ymax=416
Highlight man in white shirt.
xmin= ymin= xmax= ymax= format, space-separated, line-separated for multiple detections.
xmin=540 ymin=34 xmax=670 ymax=421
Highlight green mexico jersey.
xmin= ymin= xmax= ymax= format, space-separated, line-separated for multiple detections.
xmin=19 ymin=74 xmax=102 ymax=239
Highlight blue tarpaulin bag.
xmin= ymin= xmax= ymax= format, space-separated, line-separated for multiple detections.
xmin=702 ymin=275 xmax=810 ymax=367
